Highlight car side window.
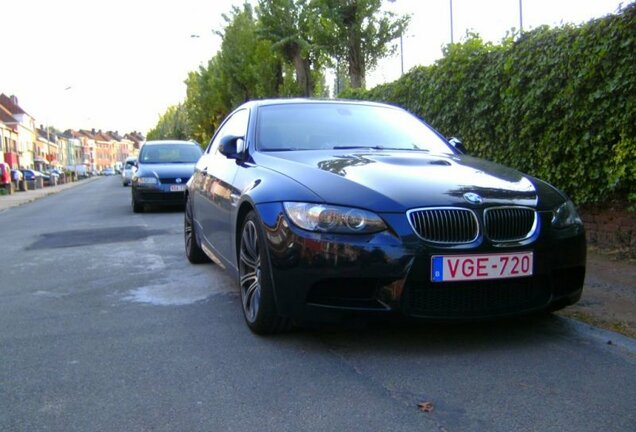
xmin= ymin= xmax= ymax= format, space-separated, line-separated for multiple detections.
xmin=207 ymin=109 xmax=250 ymax=156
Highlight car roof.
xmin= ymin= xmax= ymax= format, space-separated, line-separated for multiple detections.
xmin=239 ymin=98 xmax=402 ymax=111
xmin=142 ymin=140 xmax=198 ymax=145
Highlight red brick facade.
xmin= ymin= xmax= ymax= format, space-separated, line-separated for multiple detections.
xmin=580 ymin=205 xmax=636 ymax=257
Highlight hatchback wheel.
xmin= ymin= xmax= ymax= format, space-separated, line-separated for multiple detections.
xmin=239 ymin=211 xmax=290 ymax=334
xmin=184 ymin=195 xmax=209 ymax=264
xmin=131 ymin=194 xmax=144 ymax=213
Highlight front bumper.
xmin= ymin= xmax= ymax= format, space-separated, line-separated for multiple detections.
xmin=256 ymin=203 xmax=586 ymax=322
xmin=132 ymin=184 xmax=187 ymax=206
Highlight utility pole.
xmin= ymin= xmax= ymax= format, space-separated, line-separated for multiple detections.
xmin=450 ymin=0 xmax=454 ymax=44
xmin=519 ymin=0 xmax=524 ymax=33
xmin=400 ymin=34 xmax=404 ymax=75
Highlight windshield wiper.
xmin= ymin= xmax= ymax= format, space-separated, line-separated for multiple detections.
xmin=333 ymin=145 xmax=428 ymax=151
xmin=333 ymin=145 xmax=386 ymax=150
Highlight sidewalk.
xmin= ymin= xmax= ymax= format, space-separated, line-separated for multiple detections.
xmin=559 ymin=249 xmax=636 ymax=339
xmin=0 ymin=176 xmax=101 ymax=212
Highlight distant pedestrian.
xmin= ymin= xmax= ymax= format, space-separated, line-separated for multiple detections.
xmin=12 ymin=168 xmax=22 ymax=188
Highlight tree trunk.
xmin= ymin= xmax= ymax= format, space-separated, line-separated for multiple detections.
xmin=292 ymin=48 xmax=313 ymax=97
xmin=347 ymin=18 xmax=365 ymax=88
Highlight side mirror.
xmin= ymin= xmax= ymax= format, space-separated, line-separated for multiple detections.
xmin=448 ymin=137 xmax=466 ymax=154
xmin=219 ymin=135 xmax=245 ymax=159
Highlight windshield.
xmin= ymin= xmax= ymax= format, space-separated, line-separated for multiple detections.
xmin=256 ymin=103 xmax=453 ymax=154
xmin=139 ymin=144 xmax=202 ymax=164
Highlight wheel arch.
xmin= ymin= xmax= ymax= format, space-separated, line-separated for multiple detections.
xmin=235 ymin=200 xmax=256 ymax=264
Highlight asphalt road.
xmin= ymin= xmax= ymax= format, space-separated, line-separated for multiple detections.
xmin=1 ymin=176 xmax=635 ymax=432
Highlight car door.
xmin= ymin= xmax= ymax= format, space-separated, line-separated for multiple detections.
xmin=193 ymin=109 xmax=250 ymax=263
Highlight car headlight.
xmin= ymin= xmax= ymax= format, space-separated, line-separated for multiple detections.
xmin=136 ymin=176 xmax=158 ymax=185
xmin=283 ymin=202 xmax=387 ymax=234
xmin=552 ymin=200 xmax=582 ymax=229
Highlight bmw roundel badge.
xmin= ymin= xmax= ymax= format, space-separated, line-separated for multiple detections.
xmin=463 ymin=192 xmax=483 ymax=204
xmin=176 ymin=178 xmax=182 ymax=184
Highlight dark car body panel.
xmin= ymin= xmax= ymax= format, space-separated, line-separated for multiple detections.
xmin=253 ymin=151 xmax=541 ymax=211
xmin=251 ymin=202 xmax=584 ymax=321
xmin=188 ymin=99 xmax=585 ymax=323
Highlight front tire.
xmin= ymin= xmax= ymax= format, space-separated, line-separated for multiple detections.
xmin=239 ymin=211 xmax=291 ymax=334
xmin=131 ymin=193 xmax=144 ymax=213
xmin=184 ymin=195 xmax=209 ymax=264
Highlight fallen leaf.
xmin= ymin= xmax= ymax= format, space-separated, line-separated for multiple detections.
xmin=417 ymin=402 xmax=434 ymax=412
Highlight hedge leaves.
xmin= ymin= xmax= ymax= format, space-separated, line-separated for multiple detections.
xmin=341 ymin=4 xmax=636 ymax=206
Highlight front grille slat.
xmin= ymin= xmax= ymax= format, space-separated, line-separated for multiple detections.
xmin=407 ymin=208 xmax=478 ymax=244
xmin=159 ymin=177 xmax=190 ymax=184
xmin=408 ymin=206 xmax=537 ymax=244
xmin=484 ymin=206 xmax=537 ymax=242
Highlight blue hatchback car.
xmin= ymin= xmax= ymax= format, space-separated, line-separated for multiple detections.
xmin=131 ymin=140 xmax=202 ymax=212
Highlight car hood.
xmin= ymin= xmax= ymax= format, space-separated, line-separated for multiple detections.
xmin=254 ymin=150 xmax=557 ymax=212
xmin=136 ymin=163 xmax=196 ymax=179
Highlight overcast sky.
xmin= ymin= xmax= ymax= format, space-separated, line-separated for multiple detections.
xmin=0 ymin=0 xmax=627 ymax=134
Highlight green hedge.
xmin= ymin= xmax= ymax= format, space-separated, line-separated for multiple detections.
xmin=341 ymin=3 xmax=636 ymax=206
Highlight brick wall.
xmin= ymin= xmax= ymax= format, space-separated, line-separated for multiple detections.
xmin=580 ymin=205 xmax=636 ymax=257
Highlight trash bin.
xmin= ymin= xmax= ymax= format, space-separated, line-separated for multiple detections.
xmin=1 ymin=183 xmax=13 ymax=195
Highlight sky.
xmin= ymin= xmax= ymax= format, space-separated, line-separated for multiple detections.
xmin=0 ymin=0 xmax=627 ymax=135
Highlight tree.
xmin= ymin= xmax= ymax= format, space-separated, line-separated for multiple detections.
xmin=315 ymin=0 xmax=409 ymax=89
xmin=217 ymin=3 xmax=282 ymax=106
xmin=257 ymin=0 xmax=322 ymax=96
xmin=183 ymin=57 xmax=227 ymax=145
xmin=182 ymin=3 xmax=284 ymax=144
xmin=146 ymin=104 xmax=190 ymax=141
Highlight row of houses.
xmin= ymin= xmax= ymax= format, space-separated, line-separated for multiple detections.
xmin=1 ymin=93 xmax=144 ymax=174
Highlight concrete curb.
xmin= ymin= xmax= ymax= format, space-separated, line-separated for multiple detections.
xmin=0 ymin=176 xmax=102 ymax=212
xmin=557 ymin=316 xmax=636 ymax=356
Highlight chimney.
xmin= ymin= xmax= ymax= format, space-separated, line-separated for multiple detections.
xmin=10 ymin=95 xmax=18 ymax=105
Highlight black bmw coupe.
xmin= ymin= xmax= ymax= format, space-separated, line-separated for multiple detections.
xmin=184 ymin=99 xmax=585 ymax=334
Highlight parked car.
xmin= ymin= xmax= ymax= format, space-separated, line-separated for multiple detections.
xmin=20 ymin=169 xmax=44 ymax=181
xmin=20 ymin=169 xmax=48 ymax=186
xmin=131 ymin=140 xmax=202 ymax=212
xmin=121 ymin=157 xmax=137 ymax=186
xmin=102 ymin=167 xmax=115 ymax=176
xmin=184 ymin=99 xmax=586 ymax=334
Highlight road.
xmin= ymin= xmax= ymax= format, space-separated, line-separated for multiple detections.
xmin=1 ymin=176 xmax=635 ymax=432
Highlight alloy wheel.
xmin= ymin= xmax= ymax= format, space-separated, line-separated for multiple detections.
xmin=239 ymin=220 xmax=261 ymax=322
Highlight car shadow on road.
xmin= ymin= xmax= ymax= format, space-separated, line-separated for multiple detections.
xmin=286 ymin=313 xmax=583 ymax=355
xmin=139 ymin=204 xmax=185 ymax=214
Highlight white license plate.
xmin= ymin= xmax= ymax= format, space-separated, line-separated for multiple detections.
xmin=170 ymin=185 xmax=186 ymax=192
xmin=431 ymin=252 xmax=533 ymax=282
